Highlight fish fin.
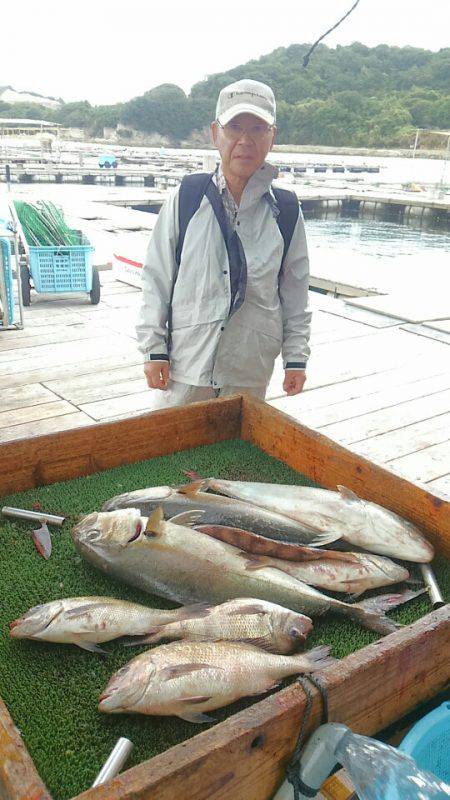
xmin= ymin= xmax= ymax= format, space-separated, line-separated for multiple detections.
xmin=64 ymin=603 xmax=106 ymax=619
xmin=227 ymin=603 xmax=268 ymax=616
xmin=159 ymin=663 xmax=220 ymax=681
xmin=145 ymin=507 xmax=164 ymax=536
xmin=76 ymin=641 xmax=108 ymax=654
xmin=183 ymin=470 xmax=204 ymax=481
xmin=180 ymin=695 xmax=212 ymax=704
xmin=242 ymin=555 xmax=270 ymax=572
xmin=299 ymin=645 xmax=336 ymax=672
xmin=178 ymin=710 xmax=215 ymax=724
xmin=356 ymin=588 xmax=426 ymax=614
xmin=337 ymin=485 xmax=361 ymax=504
xmin=346 ymin=592 xmax=365 ymax=602
xmin=176 ymin=603 xmax=212 ymax=620
xmin=170 ymin=510 xmax=205 ymax=526
xmin=177 ymin=480 xmax=208 ymax=496
xmin=123 ymin=628 xmax=165 ymax=647
xmin=241 ymin=637 xmax=273 ymax=651
xmin=306 ymin=530 xmax=344 ymax=547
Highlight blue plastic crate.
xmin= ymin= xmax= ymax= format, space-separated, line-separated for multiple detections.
xmin=29 ymin=242 xmax=94 ymax=294
xmin=0 ymin=236 xmax=14 ymax=324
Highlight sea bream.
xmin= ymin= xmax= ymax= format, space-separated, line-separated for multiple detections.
xmin=9 ymin=596 xmax=188 ymax=653
xmin=71 ymin=507 xmax=410 ymax=635
xmin=128 ymin=598 xmax=313 ymax=654
xmin=98 ymin=640 xmax=335 ymax=721
xmin=101 ymin=485 xmax=338 ymax=547
xmin=187 ymin=476 xmax=434 ymax=563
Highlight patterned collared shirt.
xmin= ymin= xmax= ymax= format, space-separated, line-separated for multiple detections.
xmin=214 ymin=165 xmax=239 ymax=229
xmin=214 ymin=164 xmax=279 ymax=230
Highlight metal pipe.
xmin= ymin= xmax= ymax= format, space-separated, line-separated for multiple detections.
xmin=420 ymin=564 xmax=445 ymax=609
xmin=2 ymin=506 xmax=65 ymax=526
xmin=92 ymin=737 xmax=133 ymax=787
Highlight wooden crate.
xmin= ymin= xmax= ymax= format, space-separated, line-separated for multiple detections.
xmin=0 ymin=394 xmax=449 ymax=800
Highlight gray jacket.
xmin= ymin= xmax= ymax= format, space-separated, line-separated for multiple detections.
xmin=136 ymin=162 xmax=311 ymax=388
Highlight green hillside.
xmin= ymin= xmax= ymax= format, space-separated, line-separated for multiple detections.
xmin=2 ymin=43 xmax=449 ymax=147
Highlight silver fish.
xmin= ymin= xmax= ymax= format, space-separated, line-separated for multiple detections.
xmin=129 ymin=598 xmax=313 ymax=654
xmin=9 ymin=596 xmax=186 ymax=653
xmin=71 ymin=507 xmax=407 ymax=635
xmin=98 ymin=640 xmax=335 ymax=721
xmin=194 ymin=477 xmax=434 ymax=563
xmin=101 ymin=484 xmax=338 ymax=547
xmin=242 ymin=551 xmax=410 ymax=595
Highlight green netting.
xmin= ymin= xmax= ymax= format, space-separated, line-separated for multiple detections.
xmin=14 ymin=200 xmax=81 ymax=247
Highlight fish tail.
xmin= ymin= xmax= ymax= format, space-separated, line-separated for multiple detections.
xmin=347 ymin=588 xmax=425 ymax=634
xmin=293 ymin=644 xmax=336 ymax=673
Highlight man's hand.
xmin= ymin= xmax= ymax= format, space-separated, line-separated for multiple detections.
xmin=283 ymin=369 xmax=306 ymax=396
xmin=144 ymin=361 xmax=170 ymax=390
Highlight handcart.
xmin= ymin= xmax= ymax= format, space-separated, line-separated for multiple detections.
xmin=0 ymin=222 xmax=25 ymax=330
xmin=10 ymin=199 xmax=100 ymax=306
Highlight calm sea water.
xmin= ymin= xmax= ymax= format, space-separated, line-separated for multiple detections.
xmin=304 ymin=213 xmax=450 ymax=294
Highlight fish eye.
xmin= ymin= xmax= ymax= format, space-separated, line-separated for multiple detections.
xmin=289 ymin=627 xmax=304 ymax=639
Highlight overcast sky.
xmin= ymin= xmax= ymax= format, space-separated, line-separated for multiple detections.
xmin=2 ymin=0 xmax=449 ymax=106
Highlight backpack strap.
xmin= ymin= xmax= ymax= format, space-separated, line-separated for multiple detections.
xmin=272 ymin=186 xmax=300 ymax=269
xmin=175 ymin=172 xmax=214 ymax=267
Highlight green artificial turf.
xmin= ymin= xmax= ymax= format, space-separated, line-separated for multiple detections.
xmin=0 ymin=439 xmax=448 ymax=800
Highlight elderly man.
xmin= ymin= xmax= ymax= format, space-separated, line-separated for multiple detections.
xmin=136 ymin=78 xmax=311 ymax=406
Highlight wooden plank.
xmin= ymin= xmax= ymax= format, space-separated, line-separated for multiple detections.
xmin=0 ymin=400 xmax=78 ymax=430
xmin=0 ymin=338 xmax=137 ymax=377
xmin=0 ymin=384 xmax=59 ymax=413
xmin=241 ymin=396 xmax=450 ymax=558
xmin=0 ymin=325 xmax=108 ymax=351
xmin=297 ymin=373 xmax=450 ymax=430
xmin=0 ymin=354 xmax=142 ymax=391
xmin=351 ymin=412 xmax=450 ymax=463
xmin=54 ymin=378 xmax=147 ymax=405
xmin=69 ymin=607 xmax=450 ymax=800
xmin=79 ymin=391 xmax=162 ymax=420
xmin=388 ymin=440 xmax=450 ymax=483
xmin=270 ymin=363 xmax=449 ymax=416
xmin=320 ymin=388 xmax=450 ymax=445
xmin=0 ymin=697 xmax=52 ymax=800
xmin=0 ymin=412 xmax=97 ymax=445
xmin=43 ymin=366 xmax=144 ymax=401
xmin=427 ymin=474 xmax=450 ymax=500
xmin=0 ymin=397 xmax=242 ymax=495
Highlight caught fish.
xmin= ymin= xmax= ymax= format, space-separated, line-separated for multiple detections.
xmin=9 ymin=596 xmax=191 ymax=653
xmin=186 ymin=475 xmax=434 ymax=563
xmin=71 ymin=507 xmax=412 ymax=635
xmin=98 ymin=640 xmax=335 ymax=721
xmin=241 ymin=551 xmax=410 ymax=595
xmin=102 ymin=484 xmax=337 ymax=548
xmin=194 ymin=524 xmax=357 ymax=562
xmin=129 ymin=598 xmax=313 ymax=654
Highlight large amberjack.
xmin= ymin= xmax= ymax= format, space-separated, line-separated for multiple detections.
xmin=187 ymin=476 xmax=434 ymax=563
xmin=71 ymin=507 xmax=412 ymax=636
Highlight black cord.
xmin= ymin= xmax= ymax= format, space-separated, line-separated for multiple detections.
xmin=286 ymin=674 xmax=330 ymax=800
xmin=303 ymin=1 xmax=361 ymax=68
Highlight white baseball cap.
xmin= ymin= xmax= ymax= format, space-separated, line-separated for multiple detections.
xmin=215 ymin=79 xmax=276 ymax=126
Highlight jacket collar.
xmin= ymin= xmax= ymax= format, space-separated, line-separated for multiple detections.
xmin=215 ymin=161 xmax=278 ymax=211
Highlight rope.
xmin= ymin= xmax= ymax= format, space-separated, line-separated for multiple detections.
xmin=285 ymin=674 xmax=329 ymax=800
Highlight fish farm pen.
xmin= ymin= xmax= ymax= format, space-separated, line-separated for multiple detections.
xmin=0 ymin=395 xmax=449 ymax=800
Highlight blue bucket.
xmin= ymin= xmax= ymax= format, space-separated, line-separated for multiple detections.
xmin=399 ymin=701 xmax=450 ymax=784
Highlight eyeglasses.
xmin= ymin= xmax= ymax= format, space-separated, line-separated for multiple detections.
xmin=216 ymin=120 xmax=273 ymax=141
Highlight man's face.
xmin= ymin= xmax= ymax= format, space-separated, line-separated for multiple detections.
xmin=211 ymin=113 xmax=276 ymax=181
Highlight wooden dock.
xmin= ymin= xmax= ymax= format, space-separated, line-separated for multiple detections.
xmin=0 ymin=276 xmax=449 ymax=500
